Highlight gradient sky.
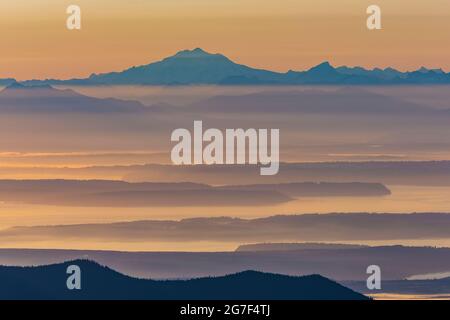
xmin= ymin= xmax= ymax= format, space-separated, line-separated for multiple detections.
xmin=1 ymin=0 xmax=450 ymax=80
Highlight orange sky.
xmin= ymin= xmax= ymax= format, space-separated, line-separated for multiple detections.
xmin=1 ymin=0 xmax=449 ymax=80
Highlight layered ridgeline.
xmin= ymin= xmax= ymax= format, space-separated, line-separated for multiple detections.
xmin=0 ymin=180 xmax=390 ymax=207
xmin=3 ymin=213 xmax=450 ymax=244
xmin=0 ymin=260 xmax=368 ymax=300
xmin=3 ymin=48 xmax=449 ymax=85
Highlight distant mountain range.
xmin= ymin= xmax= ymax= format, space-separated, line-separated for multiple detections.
xmin=2 ymin=48 xmax=450 ymax=86
xmin=0 ymin=259 xmax=368 ymax=300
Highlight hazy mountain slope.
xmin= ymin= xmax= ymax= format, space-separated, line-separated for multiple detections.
xmin=191 ymin=88 xmax=448 ymax=115
xmin=0 ymin=82 xmax=150 ymax=113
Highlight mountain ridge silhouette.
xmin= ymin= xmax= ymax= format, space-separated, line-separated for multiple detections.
xmin=4 ymin=48 xmax=449 ymax=86
xmin=0 ymin=259 xmax=369 ymax=300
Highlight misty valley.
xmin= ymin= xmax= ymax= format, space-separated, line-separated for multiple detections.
xmin=0 ymin=51 xmax=450 ymax=301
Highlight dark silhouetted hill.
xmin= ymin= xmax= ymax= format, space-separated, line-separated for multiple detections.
xmin=0 ymin=260 xmax=368 ymax=300
xmin=1 ymin=246 xmax=450 ymax=282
